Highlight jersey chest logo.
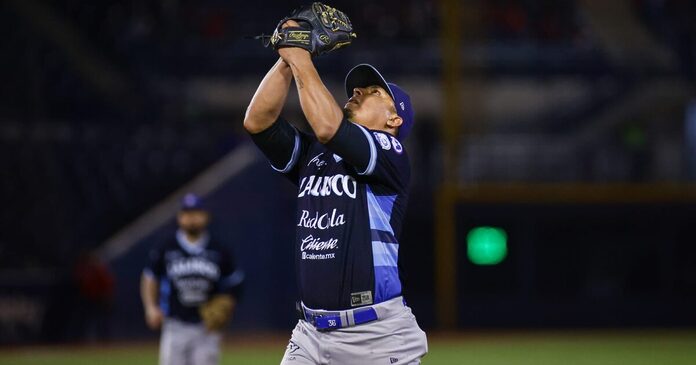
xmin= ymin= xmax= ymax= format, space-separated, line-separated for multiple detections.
xmin=298 ymin=174 xmax=357 ymax=199
xmin=166 ymin=257 xmax=220 ymax=280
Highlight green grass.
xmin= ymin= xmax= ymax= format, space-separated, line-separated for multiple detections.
xmin=0 ymin=345 xmax=282 ymax=365
xmin=426 ymin=331 xmax=696 ymax=365
xmin=2 ymin=330 xmax=695 ymax=365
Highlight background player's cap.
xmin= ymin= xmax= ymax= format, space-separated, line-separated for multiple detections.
xmin=180 ymin=193 xmax=206 ymax=211
xmin=345 ymin=64 xmax=414 ymax=140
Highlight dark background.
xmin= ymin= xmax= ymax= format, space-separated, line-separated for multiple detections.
xmin=1 ymin=0 xmax=695 ymax=343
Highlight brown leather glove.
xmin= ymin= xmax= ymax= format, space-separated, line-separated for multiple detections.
xmin=199 ymin=294 xmax=235 ymax=331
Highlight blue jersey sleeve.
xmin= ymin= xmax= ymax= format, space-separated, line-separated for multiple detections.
xmin=249 ymin=118 xmax=312 ymax=184
xmin=325 ymin=120 xmax=410 ymax=191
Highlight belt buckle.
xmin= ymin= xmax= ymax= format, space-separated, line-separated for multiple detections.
xmin=307 ymin=312 xmax=321 ymax=326
xmin=302 ymin=309 xmax=322 ymax=328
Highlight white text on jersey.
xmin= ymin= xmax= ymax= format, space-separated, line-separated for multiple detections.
xmin=166 ymin=257 xmax=220 ymax=280
xmin=297 ymin=209 xmax=346 ymax=230
xmin=300 ymin=234 xmax=339 ymax=252
xmin=298 ymin=174 xmax=357 ymax=199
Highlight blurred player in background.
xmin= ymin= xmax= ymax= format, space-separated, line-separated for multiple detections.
xmin=140 ymin=193 xmax=244 ymax=365
xmin=244 ymin=8 xmax=428 ymax=364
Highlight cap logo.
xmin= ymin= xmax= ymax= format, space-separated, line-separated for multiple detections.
xmin=184 ymin=195 xmax=197 ymax=206
xmin=399 ymin=102 xmax=405 ymax=111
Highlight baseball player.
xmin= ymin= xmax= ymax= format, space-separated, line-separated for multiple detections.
xmin=244 ymin=4 xmax=427 ymax=364
xmin=140 ymin=193 xmax=244 ymax=365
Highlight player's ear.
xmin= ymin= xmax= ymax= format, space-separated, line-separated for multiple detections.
xmin=387 ymin=115 xmax=403 ymax=129
xmin=202 ymin=211 xmax=211 ymax=223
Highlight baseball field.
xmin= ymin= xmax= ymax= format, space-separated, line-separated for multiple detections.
xmin=1 ymin=330 xmax=695 ymax=365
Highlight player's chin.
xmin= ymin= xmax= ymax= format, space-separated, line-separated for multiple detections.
xmin=342 ymin=107 xmax=355 ymax=119
xmin=183 ymin=226 xmax=205 ymax=235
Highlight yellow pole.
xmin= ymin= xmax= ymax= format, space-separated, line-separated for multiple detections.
xmin=435 ymin=0 xmax=462 ymax=329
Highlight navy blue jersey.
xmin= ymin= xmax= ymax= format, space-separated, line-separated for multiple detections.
xmin=251 ymin=118 xmax=410 ymax=310
xmin=143 ymin=230 xmax=244 ymax=323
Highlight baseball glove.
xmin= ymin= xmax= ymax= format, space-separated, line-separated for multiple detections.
xmin=269 ymin=2 xmax=357 ymax=57
xmin=199 ymin=294 xmax=235 ymax=331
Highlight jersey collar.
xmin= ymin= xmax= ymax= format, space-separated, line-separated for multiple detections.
xmin=175 ymin=229 xmax=209 ymax=255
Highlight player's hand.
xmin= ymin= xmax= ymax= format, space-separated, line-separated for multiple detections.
xmin=281 ymin=19 xmax=301 ymax=29
xmin=278 ymin=46 xmax=311 ymax=62
xmin=277 ymin=19 xmax=312 ymax=61
xmin=145 ymin=305 xmax=164 ymax=330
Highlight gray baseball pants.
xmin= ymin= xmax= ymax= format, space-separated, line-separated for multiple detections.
xmin=280 ymin=296 xmax=428 ymax=365
xmin=160 ymin=318 xmax=222 ymax=365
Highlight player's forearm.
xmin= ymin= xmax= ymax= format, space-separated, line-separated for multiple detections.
xmin=244 ymin=58 xmax=294 ymax=134
xmin=281 ymin=50 xmax=343 ymax=143
xmin=140 ymin=273 xmax=159 ymax=310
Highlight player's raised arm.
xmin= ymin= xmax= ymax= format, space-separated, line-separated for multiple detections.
xmin=243 ymin=57 xmax=294 ymax=134
xmin=245 ymin=56 xmax=311 ymax=177
xmin=279 ymin=46 xmax=343 ymax=144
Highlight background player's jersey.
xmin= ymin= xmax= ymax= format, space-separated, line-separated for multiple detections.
xmin=143 ymin=231 xmax=243 ymax=323
xmin=251 ymin=118 xmax=410 ymax=310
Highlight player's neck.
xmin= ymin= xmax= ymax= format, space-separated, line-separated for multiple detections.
xmin=347 ymin=117 xmax=396 ymax=136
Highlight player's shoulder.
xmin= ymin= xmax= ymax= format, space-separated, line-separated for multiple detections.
xmin=152 ymin=234 xmax=186 ymax=255
xmin=205 ymin=238 xmax=235 ymax=255
xmin=146 ymin=237 xmax=179 ymax=264
xmin=204 ymin=238 xmax=224 ymax=251
xmin=367 ymin=130 xmax=411 ymax=186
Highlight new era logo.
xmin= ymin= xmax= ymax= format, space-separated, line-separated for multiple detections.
xmin=399 ymin=102 xmax=405 ymax=111
xmin=390 ymin=357 xmax=399 ymax=364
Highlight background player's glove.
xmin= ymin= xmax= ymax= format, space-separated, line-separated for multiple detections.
xmin=270 ymin=2 xmax=357 ymax=57
xmin=199 ymin=294 xmax=235 ymax=331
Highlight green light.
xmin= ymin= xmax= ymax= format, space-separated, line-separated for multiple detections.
xmin=467 ymin=227 xmax=508 ymax=265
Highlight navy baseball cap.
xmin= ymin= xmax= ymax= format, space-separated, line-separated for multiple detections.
xmin=344 ymin=64 xmax=414 ymax=140
xmin=180 ymin=193 xmax=206 ymax=211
